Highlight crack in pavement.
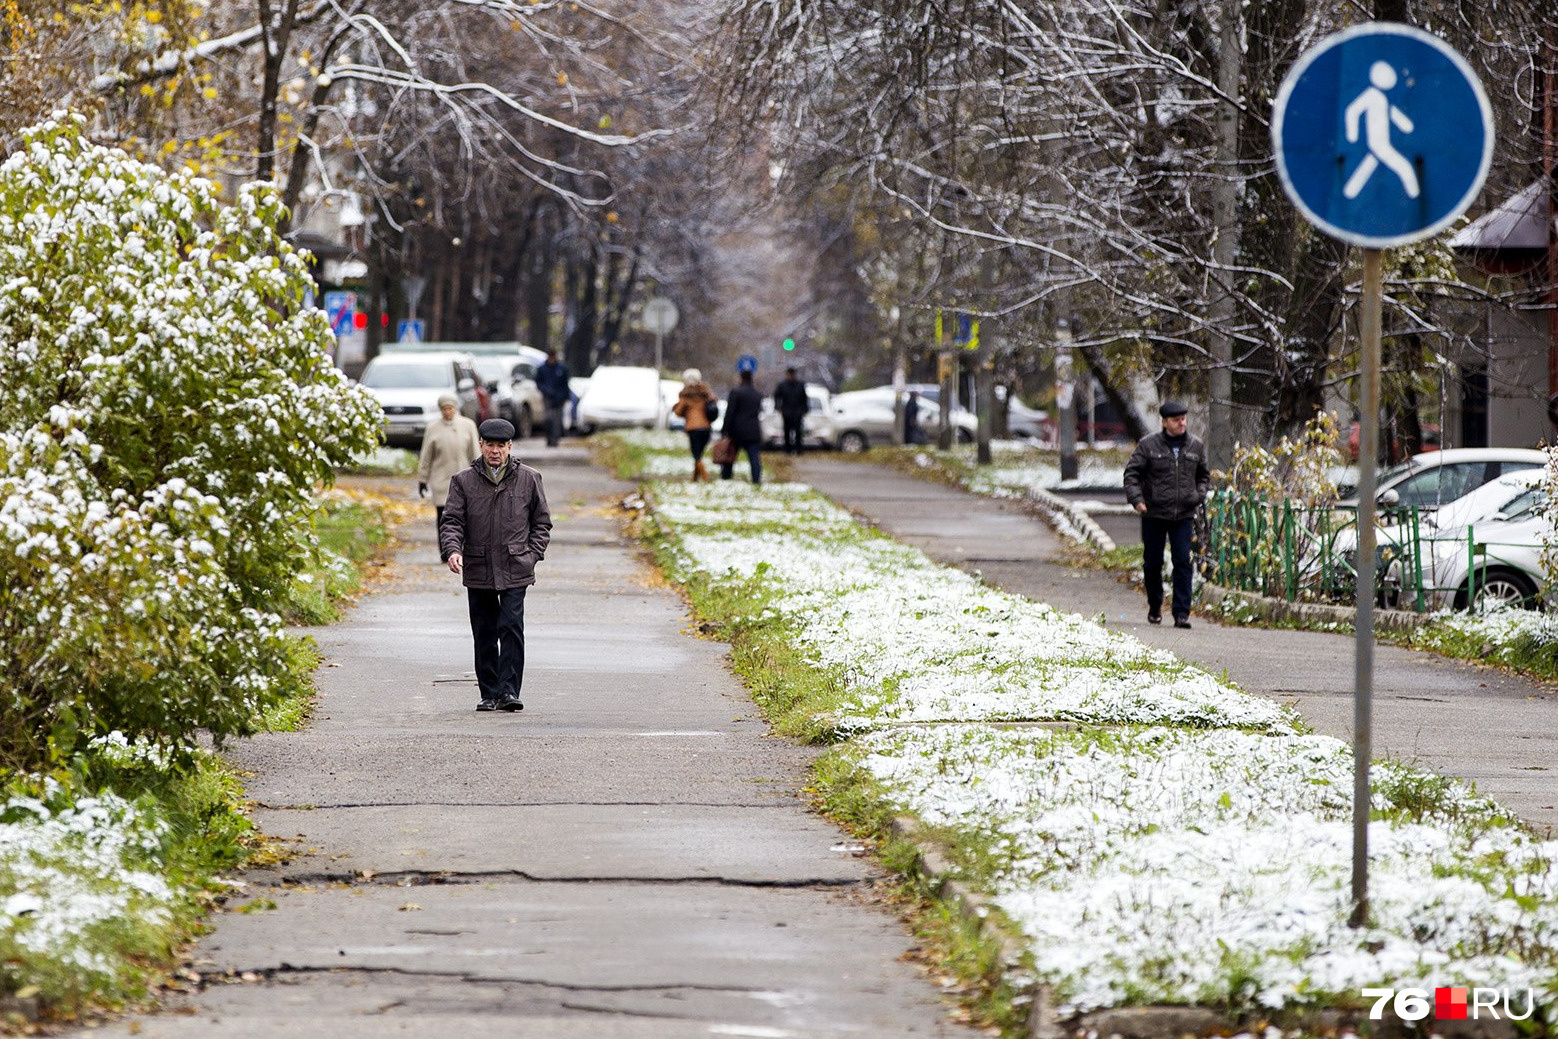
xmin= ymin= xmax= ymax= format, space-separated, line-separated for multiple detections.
xmin=249 ymin=869 xmax=873 ymax=889
xmin=224 ymin=962 xmax=780 ymax=999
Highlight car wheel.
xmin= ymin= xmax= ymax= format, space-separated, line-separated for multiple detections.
xmin=516 ymin=405 xmax=534 ymax=440
xmin=955 ymin=427 xmax=974 ymax=444
xmin=838 ymin=430 xmax=869 ymax=454
xmin=1465 ymin=568 xmax=1540 ymax=611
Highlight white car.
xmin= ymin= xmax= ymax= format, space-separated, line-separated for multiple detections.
xmin=575 ymin=366 xmax=663 ymax=432
xmin=1338 ymin=447 xmax=1548 ymax=509
xmin=761 ymin=385 xmax=838 ymax=450
xmin=830 ymin=384 xmax=976 ymax=453
xmin=357 ymin=350 xmax=486 ymax=449
xmin=1409 ymin=479 xmax=1550 ymax=610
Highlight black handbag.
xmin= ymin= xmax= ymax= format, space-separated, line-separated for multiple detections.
xmin=703 ymin=398 xmax=720 ymax=422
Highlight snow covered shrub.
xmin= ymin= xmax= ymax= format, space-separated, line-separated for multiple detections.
xmin=0 ymin=115 xmax=383 ymax=768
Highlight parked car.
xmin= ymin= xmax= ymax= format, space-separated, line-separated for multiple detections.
xmin=1408 ymin=479 xmax=1550 ymax=610
xmin=471 ymin=352 xmax=546 ymax=439
xmin=1003 ymin=395 xmax=1053 ymax=443
xmin=830 ymin=385 xmax=976 ymax=453
xmin=575 ymin=365 xmax=663 ymax=433
xmin=1337 ymin=447 xmax=1548 ymax=510
xmin=761 ymin=385 xmax=839 ymax=450
xmin=357 ymin=350 xmax=488 ymax=449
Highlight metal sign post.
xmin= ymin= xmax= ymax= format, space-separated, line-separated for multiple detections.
xmin=1273 ymin=21 xmax=1491 ymax=927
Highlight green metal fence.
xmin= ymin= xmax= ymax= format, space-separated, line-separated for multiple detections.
xmin=1201 ymin=490 xmax=1431 ymax=609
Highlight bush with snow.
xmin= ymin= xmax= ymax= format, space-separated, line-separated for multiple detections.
xmin=0 ymin=115 xmax=382 ymax=768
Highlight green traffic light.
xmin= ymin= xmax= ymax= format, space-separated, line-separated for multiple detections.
xmin=782 ymin=337 xmax=795 ymax=351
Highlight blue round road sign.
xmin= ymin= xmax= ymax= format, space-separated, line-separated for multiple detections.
xmin=1272 ymin=23 xmax=1492 ymax=249
xmin=736 ymin=354 xmax=758 ymax=374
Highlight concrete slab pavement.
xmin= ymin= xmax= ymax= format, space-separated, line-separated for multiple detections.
xmin=83 ymin=442 xmax=977 ymax=1039
xmin=796 ymin=455 xmax=1558 ymax=833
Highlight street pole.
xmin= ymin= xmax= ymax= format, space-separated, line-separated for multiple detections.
xmin=1350 ymin=247 xmax=1383 ymax=929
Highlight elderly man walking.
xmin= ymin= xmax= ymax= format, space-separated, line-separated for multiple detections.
xmin=417 ymin=393 xmax=480 ymax=539
xmin=1123 ymin=401 xmax=1209 ymax=630
xmin=439 ymin=419 xmax=552 ymax=712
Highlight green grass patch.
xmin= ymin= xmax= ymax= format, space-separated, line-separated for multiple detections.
xmin=0 ymin=749 xmax=256 ymax=1022
xmin=1397 ymin=621 xmax=1558 ymax=685
xmin=283 ymin=495 xmax=389 ymax=626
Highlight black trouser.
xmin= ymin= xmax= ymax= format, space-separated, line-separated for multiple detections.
xmin=687 ymin=428 xmax=711 ymax=461
xmin=543 ymin=400 xmax=567 ymax=445
xmin=1141 ymin=515 xmax=1194 ymax=619
xmin=781 ymin=415 xmax=805 ymax=454
xmin=467 ymin=587 xmax=527 ymax=702
xmin=719 ymin=439 xmax=762 ymax=485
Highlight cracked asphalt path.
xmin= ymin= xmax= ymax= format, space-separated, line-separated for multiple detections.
xmin=88 ymin=444 xmax=975 ymax=1039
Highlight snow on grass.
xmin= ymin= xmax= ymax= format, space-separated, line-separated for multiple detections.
xmin=654 ymin=479 xmax=1288 ymax=733
xmin=612 ymin=430 xmax=1558 ymax=1017
xmin=0 ymin=777 xmax=181 ymax=983
xmin=859 ymin=725 xmax=1555 ymax=1013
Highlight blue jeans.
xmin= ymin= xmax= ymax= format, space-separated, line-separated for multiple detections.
xmin=467 ymin=587 xmax=527 ymax=701
xmin=1141 ymin=516 xmax=1193 ymax=618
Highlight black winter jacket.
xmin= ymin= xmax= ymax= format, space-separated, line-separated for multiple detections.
xmin=439 ymin=459 xmax=552 ymax=589
xmin=724 ymin=383 xmax=764 ymax=444
xmin=1123 ymin=430 xmax=1210 ymax=521
xmin=773 ymin=378 xmax=810 ymax=418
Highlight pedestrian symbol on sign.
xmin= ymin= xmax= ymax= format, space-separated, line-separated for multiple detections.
xmin=1343 ymin=62 xmax=1418 ymax=200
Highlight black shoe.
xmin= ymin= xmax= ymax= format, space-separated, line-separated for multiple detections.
xmin=1147 ymin=611 xmax=1162 ymax=625
xmin=476 ymin=699 xmax=499 ymax=712
xmin=497 ymin=694 xmax=523 ymax=712
xmin=1174 ymin=617 xmax=1192 ymax=629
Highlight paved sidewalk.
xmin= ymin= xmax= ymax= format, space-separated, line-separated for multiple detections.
xmin=796 ymin=456 xmax=1558 ymax=833
xmin=86 ymin=443 xmax=976 ymax=1039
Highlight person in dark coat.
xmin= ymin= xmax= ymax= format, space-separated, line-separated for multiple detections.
xmin=773 ymin=367 xmax=810 ymax=455
xmin=904 ymin=390 xmax=925 ymax=445
xmin=1122 ymin=400 xmax=1209 ymax=629
xmin=533 ymin=350 xmax=571 ymax=448
xmin=439 ymin=418 xmax=553 ymax=711
xmin=721 ymin=368 xmax=764 ymax=485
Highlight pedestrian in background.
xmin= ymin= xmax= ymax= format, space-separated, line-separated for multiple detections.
xmin=720 ymin=363 xmax=764 ymax=486
xmin=440 ymin=418 xmax=553 ymax=712
xmin=904 ymin=390 xmax=925 ymax=445
xmin=1123 ymin=400 xmax=1209 ymax=629
xmin=773 ymin=366 xmax=810 ymax=455
xmin=671 ymin=368 xmax=716 ymax=481
xmin=417 ymin=393 xmax=480 ymax=539
xmin=534 ymin=350 xmax=571 ymax=448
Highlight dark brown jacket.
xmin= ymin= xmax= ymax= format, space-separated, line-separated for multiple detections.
xmin=439 ymin=459 xmax=552 ymax=590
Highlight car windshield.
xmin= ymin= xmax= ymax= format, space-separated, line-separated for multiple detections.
xmin=362 ymin=361 xmax=450 ymax=389
xmin=472 ymin=357 xmax=522 ymax=381
xmin=1501 ymin=488 xmax=1546 ymax=521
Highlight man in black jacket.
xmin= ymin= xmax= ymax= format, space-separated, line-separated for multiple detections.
xmin=440 ymin=419 xmax=553 ymax=711
xmin=1123 ymin=401 xmax=1209 ymax=629
xmin=773 ymin=367 xmax=810 ymax=455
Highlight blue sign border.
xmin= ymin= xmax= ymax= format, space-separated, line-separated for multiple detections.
xmin=1272 ymin=22 xmax=1492 ymax=249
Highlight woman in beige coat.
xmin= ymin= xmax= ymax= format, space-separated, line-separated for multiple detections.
xmin=671 ymin=368 xmax=716 ymax=481
xmin=418 ymin=393 xmax=481 ymax=535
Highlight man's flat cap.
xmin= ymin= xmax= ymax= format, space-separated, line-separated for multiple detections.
xmin=1158 ymin=400 xmax=1188 ymax=417
xmin=479 ymin=418 xmax=515 ymax=441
